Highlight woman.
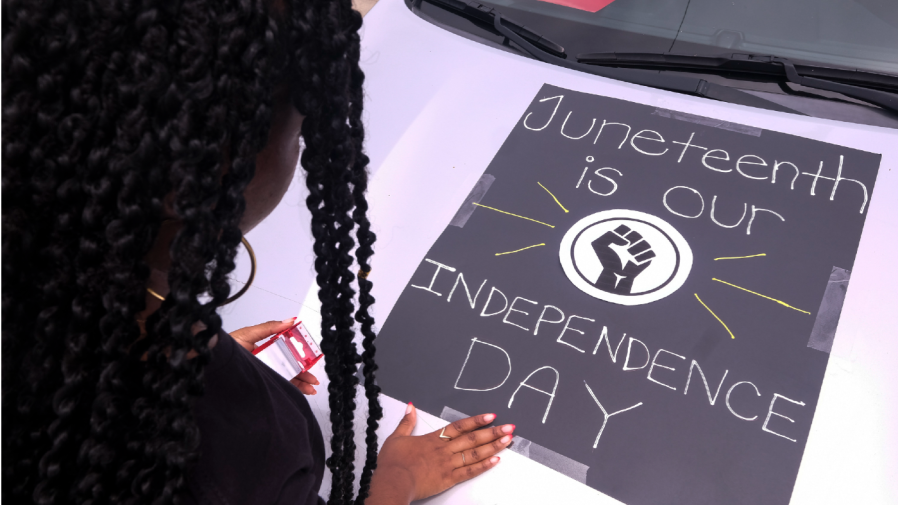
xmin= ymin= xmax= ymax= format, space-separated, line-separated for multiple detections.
xmin=1 ymin=0 xmax=514 ymax=503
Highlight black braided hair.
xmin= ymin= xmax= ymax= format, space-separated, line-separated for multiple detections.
xmin=2 ymin=0 xmax=382 ymax=503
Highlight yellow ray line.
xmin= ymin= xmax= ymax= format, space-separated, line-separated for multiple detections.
xmin=712 ymin=278 xmax=811 ymax=315
xmin=495 ymin=243 xmax=546 ymax=256
xmin=695 ymin=293 xmax=735 ymax=339
xmin=714 ymin=253 xmax=767 ymax=261
xmin=472 ymin=203 xmax=555 ymax=228
xmin=537 ymin=182 xmax=569 ymax=213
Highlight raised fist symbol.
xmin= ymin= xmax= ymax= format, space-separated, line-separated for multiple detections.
xmin=591 ymin=224 xmax=656 ymax=294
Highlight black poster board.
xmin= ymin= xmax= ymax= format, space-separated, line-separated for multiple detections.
xmin=376 ymin=84 xmax=880 ymax=505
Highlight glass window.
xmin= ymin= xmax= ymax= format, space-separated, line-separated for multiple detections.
xmin=438 ymin=0 xmax=898 ymax=76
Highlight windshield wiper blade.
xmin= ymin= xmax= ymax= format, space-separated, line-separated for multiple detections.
xmin=414 ymin=0 xmax=801 ymax=114
xmin=578 ymin=53 xmax=898 ymax=90
xmin=578 ymin=52 xmax=898 ymax=114
xmin=418 ymin=0 xmax=566 ymax=58
xmin=481 ymin=12 xmax=802 ymax=115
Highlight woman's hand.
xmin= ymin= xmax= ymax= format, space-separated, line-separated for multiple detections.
xmin=367 ymin=403 xmax=514 ymax=504
xmin=229 ymin=317 xmax=320 ymax=395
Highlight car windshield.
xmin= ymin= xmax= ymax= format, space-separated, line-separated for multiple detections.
xmin=465 ymin=0 xmax=898 ymax=76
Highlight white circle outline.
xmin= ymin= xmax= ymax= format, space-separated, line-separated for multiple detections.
xmin=559 ymin=209 xmax=693 ymax=306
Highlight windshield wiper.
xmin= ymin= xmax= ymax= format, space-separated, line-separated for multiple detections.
xmin=413 ymin=0 xmax=802 ymax=114
xmin=416 ymin=0 xmax=566 ymax=58
xmin=578 ymin=53 xmax=898 ymax=114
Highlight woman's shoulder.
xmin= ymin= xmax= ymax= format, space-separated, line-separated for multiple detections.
xmin=184 ymin=331 xmax=326 ymax=505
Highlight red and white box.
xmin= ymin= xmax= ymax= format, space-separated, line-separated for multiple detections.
xmin=252 ymin=321 xmax=323 ymax=381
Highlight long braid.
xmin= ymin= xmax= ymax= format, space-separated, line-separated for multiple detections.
xmin=287 ymin=0 xmax=383 ymax=501
xmin=289 ymin=1 xmax=353 ymax=501
xmin=344 ymin=10 xmax=383 ymax=499
xmin=328 ymin=4 xmax=365 ymax=500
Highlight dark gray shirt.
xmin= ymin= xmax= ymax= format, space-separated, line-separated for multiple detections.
xmin=185 ymin=331 xmax=326 ymax=505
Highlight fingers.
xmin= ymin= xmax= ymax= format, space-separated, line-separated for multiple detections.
xmin=613 ymin=224 xmax=632 ymax=236
xmin=390 ymin=402 xmax=418 ymax=439
xmin=628 ymin=237 xmax=651 ymax=255
xmin=454 ymin=431 xmax=513 ymax=467
xmin=295 ymin=371 xmax=319 ymax=385
xmin=231 ymin=317 xmax=297 ymax=350
xmin=448 ymin=423 xmax=514 ymax=452
xmin=437 ymin=413 xmax=496 ymax=441
xmin=289 ymin=377 xmax=318 ymax=395
xmin=451 ymin=456 xmax=501 ymax=484
xmin=289 ymin=372 xmax=319 ymax=395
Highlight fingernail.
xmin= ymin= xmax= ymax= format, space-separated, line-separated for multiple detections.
xmin=282 ymin=317 xmax=297 ymax=324
xmin=502 ymin=424 xmax=515 ymax=433
xmin=406 ymin=402 xmax=413 ymax=415
xmin=483 ymin=413 xmax=496 ymax=422
xmin=490 ymin=456 xmax=500 ymax=464
xmin=500 ymin=435 xmax=512 ymax=444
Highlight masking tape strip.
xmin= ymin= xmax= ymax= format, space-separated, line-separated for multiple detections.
xmin=439 ymin=405 xmax=469 ymax=423
xmin=808 ymin=266 xmax=851 ymax=354
xmin=440 ymin=405 xmax=589 ymax=483
xmin=652 ymin=108 xmax=762 ymax=137
xmin=449 ymin=174 xmax=496 ymax=228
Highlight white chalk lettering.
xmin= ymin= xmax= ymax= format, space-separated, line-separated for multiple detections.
xmin=587 ymin=168 xmax=623 ymax=196
xmin=411 ymin=258 xmax=456 ymax=296
xmin=576 ymin=165 xmax=591 ymax=188
xmin=508 ymin=366 xmax=560 ymax=423
xmin=805 ymin=155 xmax=870 ymax=213
xmin=772 ymin=161 xmax=800 ymax=190
xmin=736 ymin=154 xmax=769 ymax=180
xmin=560 ymin=111 xmax=596 ymax=140
xmin=684 ymin=360 xmax=729 ymax=406
xmin=593 ymin=120 xmax=632 ymax=148
xmin=523 ymin=95 xmax=563 ymax=131
xmin=702 ymin=149 xmax=731 ymax=172
xmin=454 ymin=338 xmax=512 ymax=392
xmin=503 ymin=296 xmax=538 ymax=332
xmin=762 ymin=393 xmax=806 ymax=443
xmin=480 ymin=287 xmax=509 ymax=317
xmin=802 ymin=161 xmax=830 ymax=197
xmin=534 ymin=305 xmax=565 ymax=336
xmin=726 ymin=381 xmax=761 ymax=421
xmin=672 ymin=132 xmax=707 ymax=163
xmin=663 ymin=186 xmax=705 ymax=219
xmin=647 ymin=349 xmax=686 ymax=391
xmin=447 ymin=272 xmax=487 ymax=309
xmin=710 ymin=195 xmax=747 ymax=229
xmin=556 ymin=315 xmax=595 ymax=353
xmin=831 ymin=155 xmax=869 ymax=213
xmin=630 ymin=129 xmax=669 ymax=156
xmin=622 ymin=337 xmax=651 ymax=371
xmin=746 ymin=205 xmax=785 ymax=235
xmin=592 ymin=327 xmax=626 ymax=363
xmin=584 ymin=380 xmax=643 ymax=449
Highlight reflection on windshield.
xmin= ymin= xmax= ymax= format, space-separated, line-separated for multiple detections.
xmin=486 ymin=0 xmax=898 ymax=75
xmin=674 ymin=0 xmax=898 ymax=74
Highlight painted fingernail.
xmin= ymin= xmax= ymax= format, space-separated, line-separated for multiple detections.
xmin=500 ymin=435 xmax=512 ymax=444
xmin=282 ymin=317 xmax=297 ymax=324
xmin=502 ymin=424 xmax=515 ymax=433
xmin=406 ymin=402 xmax=414 ymax=415
xmin=490 ymin=457 xmax=500 ymax=464
xmin=483 ymin=413 xmax=496 ymax=422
